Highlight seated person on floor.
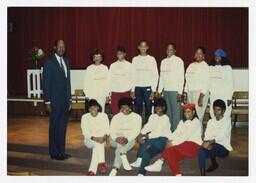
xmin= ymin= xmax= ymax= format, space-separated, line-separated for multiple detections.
xmin=145 ymin=103 xmax=202 ymax=176
xmin=80 ymin=99 xmax=110 ymax=176
xmin=198 ymin=99 xmax=233 ymax=176
xmin=131 ymin=98 xmax=171 ymax=176
xmin=109 ymin=97 xmax=142 ymax=176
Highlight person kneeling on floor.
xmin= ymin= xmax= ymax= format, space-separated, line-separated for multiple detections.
xmin=198 ymin=99 xmax=233 ymax=176
xmin=109 ymin=97 xmax=142 ymax=176
xmin=80 ymin=99 xmax=110 ymax=176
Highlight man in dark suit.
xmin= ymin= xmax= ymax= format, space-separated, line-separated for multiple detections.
xmin=43 ymin=40 xmax=72 ymax=160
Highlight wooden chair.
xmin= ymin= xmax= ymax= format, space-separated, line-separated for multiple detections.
xmin=71 ymin=89 xmax=86 ymax=120
xmin=232 ymin=91 xmax=249 ymax=128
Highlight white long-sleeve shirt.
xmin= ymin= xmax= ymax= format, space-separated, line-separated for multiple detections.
xmin=204 ymin=117 xmax=233 ymax=151
xmin=109 ymin=60 xmax=135 ymax=92
xmin=80 ymin=112 xmax=110 ymax=139
xmin=110 ymin=112 xmax=142 ymax=142
xmin=185 ymin=61 xmax=209 ymax=94
xmin=132 ymin=55 xmax=159 ymax=91
xmin=141 ymin=114 xmax=171 ymax=139
xmin=83 ymin=64 xmax=110 ymax=98
xmin=209 ymin=65 xmax=234 ymax=100
xmin=165 ymin=118 xmax=202 ymax=146
xmin=158 ymin=55 xmax=185 ymax=94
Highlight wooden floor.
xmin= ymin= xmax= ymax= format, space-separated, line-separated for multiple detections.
xmin=7 ymin=116 xmax=248 ymax=176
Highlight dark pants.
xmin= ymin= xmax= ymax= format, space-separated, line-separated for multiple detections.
xmin=49 ymin=103 xmax=69 ymax=156
xmin=134 ymin=86 xmax=152 ymax=123
xmin=137 ymin=137 xmax=167 ymax=175
xmin=198 ymin=143 xmax=229 ymax=169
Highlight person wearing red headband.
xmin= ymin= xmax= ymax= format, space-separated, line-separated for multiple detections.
xmin=144 ymin=103 xmax=202 ymax=176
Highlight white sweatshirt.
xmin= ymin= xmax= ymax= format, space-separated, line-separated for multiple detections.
xmin=165 ymin=118 xmax=202 ymax=145
xmin=81 ymin=112 xmax=110 ymax=139
xmin=109 ymin=60 xmax=135 ymax=93
xmin=132 ymin=55 xmax=159 ymax=91
xmin=83 ymin=64 xmax=110 ymax=98
xmin=185 ymin=61 xmax=209 ymax=94
xmin=141 ymin=114 xmax=171 ymax=139
xmin=209 ymin=65 xmax=234 ymax=100
xmin=158 ymin=55 xmax=185 ymax=94
xmin=204 ymin=117 xmax=233 ymax=151
xmin=110 ymin=112 xmax=142 ymax=142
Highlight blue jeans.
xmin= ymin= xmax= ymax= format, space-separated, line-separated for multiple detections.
xmin=198 ymin=143 xmax=229 ymax=169
xmin=134 ymin=86 xmax=152 ymax=123
xmin=137 ymin=137 xmax=167 ymax=175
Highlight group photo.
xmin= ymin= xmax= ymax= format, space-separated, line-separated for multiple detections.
xmin=5 ymin=5 xmax=249 ymax=178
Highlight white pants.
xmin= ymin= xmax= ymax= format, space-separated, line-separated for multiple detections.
xmin=110 ymin=138 xmax=135 ymax=169
xmin=187 ymin=91 xmax=209 ymax=123
xmin=84 ymin=138 xmax=106 ymax=173
xmin=209 ymin=94 xmax=232 ymax=119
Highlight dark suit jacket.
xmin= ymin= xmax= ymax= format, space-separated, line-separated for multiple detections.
xmin=42 ymin=55 xmax=71 ymax=107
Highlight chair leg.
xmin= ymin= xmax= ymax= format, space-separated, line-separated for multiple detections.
xmin=233 ymin=114 xmax=238 ymax=128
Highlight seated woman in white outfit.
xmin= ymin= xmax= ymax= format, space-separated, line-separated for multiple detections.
xmin=80 ymin=99 xmax=110 ymax=176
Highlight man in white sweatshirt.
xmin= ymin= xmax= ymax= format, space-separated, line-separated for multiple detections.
xmin=109 ymin=97 xmax=142 ymax=176
xmin=198 ymin=99 xmax=233 ymax=176
xmin=131 ymin=40 xmax=159 ymax=122
xmin=80 ymin=99 xmax=110 ymax=176
xmin=158 ymin=43 xmax=184 ymax=131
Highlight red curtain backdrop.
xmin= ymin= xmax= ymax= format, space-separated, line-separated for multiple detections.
xmin=7 ymin=7 xmax=248 ymax=95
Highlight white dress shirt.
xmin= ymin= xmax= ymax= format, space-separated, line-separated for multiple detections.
xmin=158 ymin=55 xmax=185 ymax=94
xmin=131 ymin=55 xmax=159 ymax=91
xmin=55 ymin=53 xmax=67 ymax=77
xmin=165 ymin=118 xmax=202 ymax=145
xmin=109 ymin=60 xmax=135 ymax=92
xmin=83 ymin=64 xmax=110 ymax=99
xmin=185 ymin=61 xmax=209 ymax=94
xmin=110 ymin=112 xmax=142 ymax=142
xmin=209 ymin=65 xmax=234 ymax=100
xmin=81 ymin=112 xmax=110 ymax=139
xmin=204 ymin=117 xmax=233 ymax=151
xmin=140 ymin=114 xmax=171 ymax=139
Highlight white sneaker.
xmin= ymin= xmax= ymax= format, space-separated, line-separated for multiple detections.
xmin=130 ymin=157 xmax=142 ymax=167
xmin=138 ymin=173 xmax=144 ymax=176
xmin=109 ymin=168 xmax=117 ymax=176
xmin=120 ymin=154 xmax=132 ymax=171
xmin=144 ymin=159 xmax=163 ymax=172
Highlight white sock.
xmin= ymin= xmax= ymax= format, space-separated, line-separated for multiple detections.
xmin=130 ymin=157 xmax=142 ymax=167
xmin=120 ymin=154 xmax=132 ymax=171
xmin=144 ymin=159 xmax=163 ymax=172
xmin=109 ymin=168 xmax=117 ymax=176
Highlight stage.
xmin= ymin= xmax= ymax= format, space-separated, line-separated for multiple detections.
xmin=7 ymin=115 xmax=248 ymax=176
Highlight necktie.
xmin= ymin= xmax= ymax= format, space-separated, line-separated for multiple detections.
xmin=59 ymin=57 xmax=66 ymax=77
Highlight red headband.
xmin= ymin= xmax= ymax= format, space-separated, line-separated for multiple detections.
xmin=183 ymin=103 xmax=196 ymax=110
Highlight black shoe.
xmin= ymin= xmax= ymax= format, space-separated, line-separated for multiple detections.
xmin=63 ymin=153 xmax=71 ymax=159
xmin=206 ymin=163 xmax=219 ymax=172
xmin=50 ymin=154 xmax=65 ymax=160
xmin=200 ymin=168 xmax=206 ymax=176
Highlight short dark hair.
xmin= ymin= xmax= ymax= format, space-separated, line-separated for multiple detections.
xmin=195 ymin=46 xmax=206 ymax=55
xmin=54 ymin=39 xmax=65 ymax=47
xmin=116 ymin=45 xmax=126 ymax=53
xmin=209 ymin=56 xmax=230 ymax=66
xmin=90 ymin=48 xmax=104 ymax=62
xmin=87 ymin=99 xmax=102 ymax=112
xmin=138 ymin=39 xmax=148 ymax=46
xmin=167 ymin=42 xmax=176 ymax=50
xmin=153 ymin=98 xmax=167 ymax=114
xmin=213 ymin=99 xmax=226 ymax=111
xmin=118 ymin=97 xmax=133 ymax=110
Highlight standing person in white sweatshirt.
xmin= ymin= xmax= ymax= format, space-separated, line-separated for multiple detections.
xmin=198 ymin=99 xmax=233 ymax=176
xmin=131 ymin=40 xmax=159 ymax=123
xmin=209 ymin=48 xmax=234 ymax=119
xmin=83 ymin=48 xmax=110 ymax=112
xmin=144 ymin=103 xmax=202 ymax=176
xmin=80 ymin=99 xmax=110 ymax=176
xmin=183 ymin=46 xmax=210 ymax=123
xmin=130 ymin=98 xmax=171 ymax=176
xmin=109 ymin=46 xmax=135 ymax=115
xmin=158 ymin=43 xmax=184 ymax=131
xmin=109 ymin=97 xmax=142 ymax=176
